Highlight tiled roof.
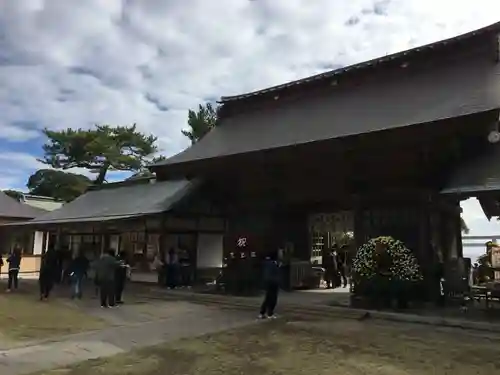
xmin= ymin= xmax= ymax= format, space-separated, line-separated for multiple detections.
xmin=0 ymin=192 xmax=47 ymax=219
xmin=3 ymin=179 xmax=199 ymax=226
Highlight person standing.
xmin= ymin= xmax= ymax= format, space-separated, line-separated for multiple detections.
xmin=178 ymin=249 xmax=192 ymax=288
xmin=0 ymin=254 xmax=4 ymax=279
xmin=322 ymin=247 xmax=335 ymax=289
xmin=154 ymin=250 xmax=166 ymax=286
xmin=39 ymin=248 xmax=58 ymax=300
xmin=6 ymin=248 xmax=21 ymax=292
xmin=165 ymin=248 xmax=179 ymax=289
xmin=115 ymin=251 xmax=129 ymax=304
xmin=258 ymin=251 xmax=281 ymax=319
xmin=337 ymin=249 xmax=348 ymax=288
xmin=69 ymin=251 xmax=89 ymax=300
xmin=94 ymin=250 xmax=119 ymax=308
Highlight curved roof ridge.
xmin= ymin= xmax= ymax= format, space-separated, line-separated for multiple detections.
xmin=220 ymin=21 xmax=500 ymax=103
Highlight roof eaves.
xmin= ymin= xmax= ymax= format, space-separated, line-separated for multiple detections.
xmin=220 ymin=21 xmax=500 ymax=103
xmin=0 ymin=213 xmax=143 ymax=227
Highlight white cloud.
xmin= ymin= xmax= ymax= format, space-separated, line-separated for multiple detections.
xmin=1 ymin=0 xmax=500 ymax=238
xmin=461 ymin=198 xmax=500 ymax=260
xmin=2 ymin=1 xmax=500 ymax=153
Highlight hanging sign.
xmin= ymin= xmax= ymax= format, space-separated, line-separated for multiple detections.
xmin=236 ymin=237 xmax=247 ymax=248
xmin=491 ymin=245 xmax=500 ymax=280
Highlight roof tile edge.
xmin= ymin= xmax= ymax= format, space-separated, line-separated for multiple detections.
xmin=220 ymin=21 xmax=500 ymax=103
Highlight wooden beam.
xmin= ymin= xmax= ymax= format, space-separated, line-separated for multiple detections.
xmin=463 ymin=235 xmax=500 ymax=240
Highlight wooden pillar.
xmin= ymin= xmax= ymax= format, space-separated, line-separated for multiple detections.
xmin=419 ymin=194 xmax=432 ymax=266
xmin=142 ymin=218 xmax=148 ymax=264
xmin=117 ymin=234 xmax=122 ymax=254
xmin=353 ymin=195 xmax=364 ymax=251
xmin=454 ymin=200 xmax=464 ymax=259
xmin=100 ymin=234 xmax=105 ymax=255
xmin=42 ymin=231 xmax=48 ymax=254
xmin=55 ymin=227 xmax=62 ymax=250
xmin=159 ymin=214 xmax=166 ymax=260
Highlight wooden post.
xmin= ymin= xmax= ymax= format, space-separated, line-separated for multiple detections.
xmin=454 ymin=200 xmax=464 ymax=259
xmin=159 ymin=214 xmax=166 ymax=258
xmin=143 ymin=218 xmax=148 ymax=260
xmin=353 ymin=195 xmax=364 ymax=251
xmin=55 ymin=227 xmax=62 ymax=250
xmin=419 ymin=193 xmax=431 ymax=265
xmin=117 ymin=233 xmax=122 ymax=254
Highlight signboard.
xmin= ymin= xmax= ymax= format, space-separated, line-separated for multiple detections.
xmin=491 ymin=245 xmax=500 ymax=280
xmin=236 ymin=237 xmax=247 ymax=248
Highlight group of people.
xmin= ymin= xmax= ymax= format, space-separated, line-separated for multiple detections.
xmin=38 ymin=247 xmax=89 ymax=301
xmin=322 ymin=245 xmax=349 ymax=289
xmin=38 ymin=248 xmax=130 ymax=308
xmin=93 ymin=250 xmax=130 ymax=308
xmin=154 ymin=247 xmax=192 ymax=289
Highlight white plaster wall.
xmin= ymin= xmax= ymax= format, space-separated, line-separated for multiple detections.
xmin=196 ymin=234 xmax=223 ymax=269
xmin=70 ymin=235 xmax=81 ymax=257
xmin=33 ymin=231 xmax=45 ymax=255
xmin=44 ymin=233 xmax=49 ymax=253
xmin=110 ymin=235 xmax=120 ymax=254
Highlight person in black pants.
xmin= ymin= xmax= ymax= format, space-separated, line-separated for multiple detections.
xmin=259 ymin=251 xmax=281 ymax=319
xmin=95 ymin=250 xmax=119 ymax=308
xmin=39 ymin=248 xmax=58 ymax=300
xmin=6 ymin=248 xmax=21 ymax=292
xmin=69 ymin=251 xmax=90 ymax=300
xmin=337 ymin=250 xmax=348 ymax=288
xmin=165 ymin=248 xmax=179 ymax=289
xmin=115 ymin=251 xmax=129 ymax=304
xmin=100 ymin=279 xmax=115 ymax=308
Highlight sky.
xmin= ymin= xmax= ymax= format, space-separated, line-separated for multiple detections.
xmin=1 ymin=0 xmax=500 ymax=258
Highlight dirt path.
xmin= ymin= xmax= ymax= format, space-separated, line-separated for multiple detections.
xmin=0 ymin=301 xmax=256 ymax=375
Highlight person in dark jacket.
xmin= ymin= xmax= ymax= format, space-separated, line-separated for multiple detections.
xmin=6 ymin=248 xmax=22 ymax=292
xmin=114 ymin=251 xmax=129 ymax=304
xmin=165 ymin=248 xmax=179 ymax=289
xmin=0 ymin=254 xmax=4 ymax=278
xmin=322 ymin=247 xmax=337 ymax=288
xmin=94 ymin=250 xmax=120 ymax=308
xmin=69 ymin=251 xmax=89 ymax=299
xmin=259 ymin=251 xmax=281 ymax=319
xmin=337 ymin=248 xmax=348 ymax=288
xmin=39 ymin=248 xmax=58 ymax=300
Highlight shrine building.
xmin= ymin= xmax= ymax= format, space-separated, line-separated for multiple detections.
xmin=6 ymin=21 xmax=500 ymax=286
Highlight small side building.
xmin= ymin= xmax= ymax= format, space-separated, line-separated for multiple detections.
xmin=0 ymin=191 xmax=50 ymax=276
xmin=3 ymin=177 xmax=226 ymax=283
